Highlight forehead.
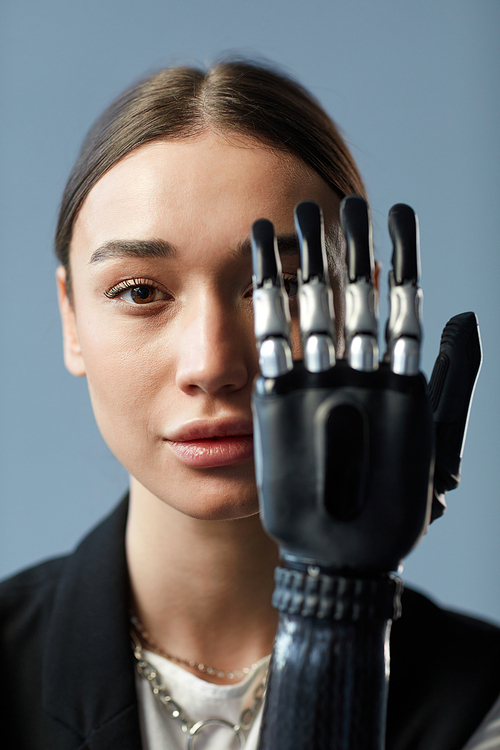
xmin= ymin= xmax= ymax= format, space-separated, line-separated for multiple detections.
xmin=71 ymin=132 xmax=339 ymax=258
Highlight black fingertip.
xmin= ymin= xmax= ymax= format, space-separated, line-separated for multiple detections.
xmin=388 ymin=204 xmax=420 ymax=284
xmin=294 ymin=201 xmax=326 ymax=282
xmin=251 ymin=218 xmax=280 ymax=286
xmin=429 ymin=312 xmax=482 ymax=418
xmin=340 ymin=195 xmax=374 ymax=282
xmin=429 ymin=312 xmax=482 ymax=505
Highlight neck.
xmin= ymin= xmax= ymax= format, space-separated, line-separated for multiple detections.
xmin=125 ymin=477 xmax=279 ymax=684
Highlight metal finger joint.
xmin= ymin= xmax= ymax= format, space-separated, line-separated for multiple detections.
xmin=298 ymin=280 xmax=335 ymax=337
xmin=253 ymin=285 xmax=291 ymax=342
xmin=344 ymin=280 xmax=378 ymax=340
xmin=386 ymin=282 xmax=422 ymax=342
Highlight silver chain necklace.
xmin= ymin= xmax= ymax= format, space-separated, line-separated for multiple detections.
xmin=131 ymin=632 xmax=268 ymax=749
xmin=130 ymin=613 xmax=260 ymax=680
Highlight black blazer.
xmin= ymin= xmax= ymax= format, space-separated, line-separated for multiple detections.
xmin=1 ymin=498 xmax=499 ymax=750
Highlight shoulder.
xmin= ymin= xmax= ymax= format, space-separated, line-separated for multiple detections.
xmin=0 ymin=555 xmax=70 ymax=744
xmin=0 ymin=556 xmax=67 ymax=643
xmin=0 ymin=499 xmax=133 ymax=748
xmin=0 ymin=555 xmax=66 ymax=592
xmin=387 ymin=586 xmax=500 ymax=750
xmin=0 ymin=497 xmax=129 ymax=646
xmin=400 ymin=584 xmax=500 ymax=629
xmin=393 ymin=586 xmax=500 ymax=680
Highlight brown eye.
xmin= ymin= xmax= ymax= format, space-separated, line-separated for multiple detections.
xmin=105 ymin=280 xmax=172 ymax=305
xmin=129 ymin=285 xmax=157 ymax=304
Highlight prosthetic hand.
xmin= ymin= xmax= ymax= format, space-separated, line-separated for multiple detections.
xmin=251 ymin=196 xmax=481 ymax=573
xmin=251 ymin=196 xmax=482 ymax=750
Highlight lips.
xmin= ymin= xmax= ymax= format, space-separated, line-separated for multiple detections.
xmin=165 ymin=418 xmax=254 ymax=468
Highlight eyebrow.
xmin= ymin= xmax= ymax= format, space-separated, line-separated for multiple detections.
xmin=88 ymin=233 xmax=301 ymax=265
xmin=233 ymin=233 xmax=301 ymax=259
xmin=89 ymin=238 xmax=177 ymax=264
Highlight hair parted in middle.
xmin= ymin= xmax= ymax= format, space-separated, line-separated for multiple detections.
xmin=55 ymin=58 xmax=366 ymax=282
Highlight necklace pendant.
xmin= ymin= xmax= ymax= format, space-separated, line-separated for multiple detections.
xmin=187 ymin=718 xmax=245 ymax=749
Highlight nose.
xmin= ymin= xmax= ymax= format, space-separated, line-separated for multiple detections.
xmin=175 ymin=293 xmax=255 ymax=397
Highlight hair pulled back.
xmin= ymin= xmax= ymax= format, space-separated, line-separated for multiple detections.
xmin=55 ymin=59 xmax=366 ymax=276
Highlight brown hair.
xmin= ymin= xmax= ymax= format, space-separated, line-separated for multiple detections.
xmin=55 ymin=59 xmax=366 ymax=281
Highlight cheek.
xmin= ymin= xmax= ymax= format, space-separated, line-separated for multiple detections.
xmin=76 ymin=312 xmax=173 ymax=429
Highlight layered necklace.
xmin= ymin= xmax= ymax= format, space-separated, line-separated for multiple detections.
xmin=130 ymin=617 xmax=268 ymax=749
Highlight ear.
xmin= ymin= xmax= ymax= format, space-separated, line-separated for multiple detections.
xmin=56 ymin=266 xmax=86 ymax=377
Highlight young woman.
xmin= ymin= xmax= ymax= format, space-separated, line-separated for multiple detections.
xmin=1 ymin=60 xmax=499 ymax=750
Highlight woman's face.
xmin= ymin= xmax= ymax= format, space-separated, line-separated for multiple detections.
xmin=58 ymin=132 xmax=341 ymax=520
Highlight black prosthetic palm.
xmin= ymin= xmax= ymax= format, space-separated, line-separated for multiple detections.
xmin=251 ymin=197 xmax=481 ymax=750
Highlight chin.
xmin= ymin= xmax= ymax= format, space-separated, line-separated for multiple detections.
xmin=132 ymin=460 xmax=261 ymax=522
xmin=166 ymin=482 xmax=261 ymax=522
xmin=181 ymin=503 xmax=261 ymax=522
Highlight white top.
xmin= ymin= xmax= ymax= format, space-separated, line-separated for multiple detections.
xmin=135 ymin=649 xmax=270 ymax=750
xmin=136 ymin=649 xmax=500 ymax=749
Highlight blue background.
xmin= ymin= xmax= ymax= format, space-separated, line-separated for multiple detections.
xmin=1 ymin=0 xmax=499 ymax=623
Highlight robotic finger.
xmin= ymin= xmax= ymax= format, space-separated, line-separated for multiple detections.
xmin=294 ymin=201 xmax=336 ymax=372
xmin=251 ymin=218 xmax=293 ymax=378
xmin=340 ymin=196 xmax=379 ymax=372
xmin=385 ymin=204 xmax=423 ymax=375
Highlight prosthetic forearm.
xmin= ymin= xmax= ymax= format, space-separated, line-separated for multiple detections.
xmin=251 ymin=197 xmax=481 ymax=750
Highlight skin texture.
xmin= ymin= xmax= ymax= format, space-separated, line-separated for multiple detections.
xmin=57 ymin=131 xmax=342 ymax=682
